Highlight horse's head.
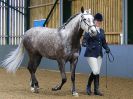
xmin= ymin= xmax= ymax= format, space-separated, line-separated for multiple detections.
xmin=80 ymin=7 xmax=97 ymax=36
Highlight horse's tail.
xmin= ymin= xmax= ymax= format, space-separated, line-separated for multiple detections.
xmin=1 ymin=41 xmax=25 ymax=73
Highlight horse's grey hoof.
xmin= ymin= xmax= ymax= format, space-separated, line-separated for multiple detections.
xmin=52 ymin=85 xmax=61 ymax=91
xmin=72 ymin=91 xmax=79 ymax=97
xmin=31 ymin=87 xmax=39 ymax=93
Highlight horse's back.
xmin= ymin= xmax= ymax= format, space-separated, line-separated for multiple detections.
xmin=25 ymin=27 xmax=57 ymax=35
xmin=23 ymin=27 xmax=58 ymax=41
xmin=23 ymin=27 xmax=64 ymax=58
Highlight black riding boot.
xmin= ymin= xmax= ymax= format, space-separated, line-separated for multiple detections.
xmin=94 ymin=74 xmax=103 ymax=96
xmin=86 ymin=72 xmax=94 ymax=95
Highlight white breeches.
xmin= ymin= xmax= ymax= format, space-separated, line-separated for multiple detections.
xmin=87 ymin=56 xmax=102 ymax=75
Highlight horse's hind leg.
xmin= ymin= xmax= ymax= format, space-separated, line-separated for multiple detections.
xmin=52 ymin=59 xmax=67 ymax=91
xmin=27 ymin=53 xmax=42 ymax=93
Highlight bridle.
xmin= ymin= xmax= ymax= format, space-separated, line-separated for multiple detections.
xmin=81 ymin=14 xmax=96 ymax=31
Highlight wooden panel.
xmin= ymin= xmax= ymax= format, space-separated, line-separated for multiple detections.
xmin=30 ymin=0 xmax=60 ymax=28
xmin=72 ymin=0 xmax=122 ymax=44
xmin=29 ymin=0 xmax=122 ymax=44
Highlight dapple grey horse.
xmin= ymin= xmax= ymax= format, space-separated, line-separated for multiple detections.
xmin=2 ymin=7 xmax=97 ymax=96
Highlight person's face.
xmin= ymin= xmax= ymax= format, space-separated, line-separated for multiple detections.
xmin=94 ymin=20 xmax=102 ymax=27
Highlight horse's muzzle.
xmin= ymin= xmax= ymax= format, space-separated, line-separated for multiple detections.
xmin=90 ymin=30 xmax=97 ymax=37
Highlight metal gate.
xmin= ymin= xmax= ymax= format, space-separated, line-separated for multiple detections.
xmin=0 ymin=0 xmax=27 ymax=45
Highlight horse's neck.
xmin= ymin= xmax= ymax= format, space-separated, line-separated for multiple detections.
xmin=64 ymin=14 xmax=81 ymax=33
xmin=63 ymin=14 xmax=80 ymax=37
xmin=66 ymin=21 xmax=83 ymax=49
xmin=71 ymin=26 xmax=83 ymax=49
xmin=59 ymin=14 xmax=83 ymax=49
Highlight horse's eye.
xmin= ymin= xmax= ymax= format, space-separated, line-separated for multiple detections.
xmin=88 ymin=19 xmax=90 ymax=22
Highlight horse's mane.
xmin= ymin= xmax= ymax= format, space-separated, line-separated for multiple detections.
xmin=58 ymin=13 xmax=80 ymax=30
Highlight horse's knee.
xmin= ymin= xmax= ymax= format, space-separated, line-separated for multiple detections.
xmin=27 ymin=65 xmax=34 ymax=71
xmin=62 ymin=78 xmax=67 ymax=83
xmin=27 ymin=64 xmax=37 ymax=72
xmin=27 ymin=65 xmax=31 ymax=70
xmin=71 ymin=77 xmax=75 ymax=82
xmin=71 ymin=75 xmax=75 ymax=81
xmin=27 ymin=61 xmax=33 ymax=69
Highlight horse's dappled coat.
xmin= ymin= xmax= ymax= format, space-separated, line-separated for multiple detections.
xmin=1 ymin=8 xmax=97 ymax=96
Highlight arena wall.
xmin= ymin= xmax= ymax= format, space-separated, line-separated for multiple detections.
xmin=0 ymin=45 xmax=132 ymax=78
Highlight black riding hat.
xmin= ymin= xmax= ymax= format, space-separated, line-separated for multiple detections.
xmin=94 ymin=13 xmax=103 ymax=21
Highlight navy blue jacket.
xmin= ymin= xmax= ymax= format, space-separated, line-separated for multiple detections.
xmin=82 ymin=29 xmax=110 ymax=58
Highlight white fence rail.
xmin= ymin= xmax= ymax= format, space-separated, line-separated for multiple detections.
xmin=0 ymin=0 xmax=25 ymax=45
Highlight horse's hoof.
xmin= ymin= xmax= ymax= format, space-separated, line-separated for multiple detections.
xmin=31 ymin=87 xmax=39 ymax=93
xmin=52 ymin=85 xmax=61 ymax=91
xmin=72 ymin=91 xmax=79 ymax=97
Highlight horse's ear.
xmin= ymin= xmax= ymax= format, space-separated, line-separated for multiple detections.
xmin=88 ymin=9 xmax=91 ymax=14
xmin=81 ymin=6 xmax=84 ymax=13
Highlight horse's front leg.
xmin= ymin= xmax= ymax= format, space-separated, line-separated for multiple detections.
xmin=70 ymin=58 xmax=79 ymax=96
xmin=52 ymin=59 xmax=67 ymax=91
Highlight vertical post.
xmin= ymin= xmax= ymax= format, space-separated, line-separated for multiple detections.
xmin=122 ymin=0 xmax=128 ymax=44
xmin=17 ymin=0 xmax=20 ymax=45
xmin=120 ymin=33 xmax=123 ymax=45
xmin=21 ymin=0 xmax=25 ymax=35
xmin=22 ymin=0 xmax=25 ymax=34
xmin=60 ymin=0 xmax=63 ymax=26
xmin=25 ymin=0 xmax=30 ymax=30
xmin=1 ymin=1 xmax=3 ymax=45
xmin=3 ymin=0 xmax=6 ymax=45
xmin=14 ymin=0 xmax=17 ymax=45
xmin=10 ymin=0 xmax=12 ymax=45
xmin=6 ymin=0 xmax=9 ymax=45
